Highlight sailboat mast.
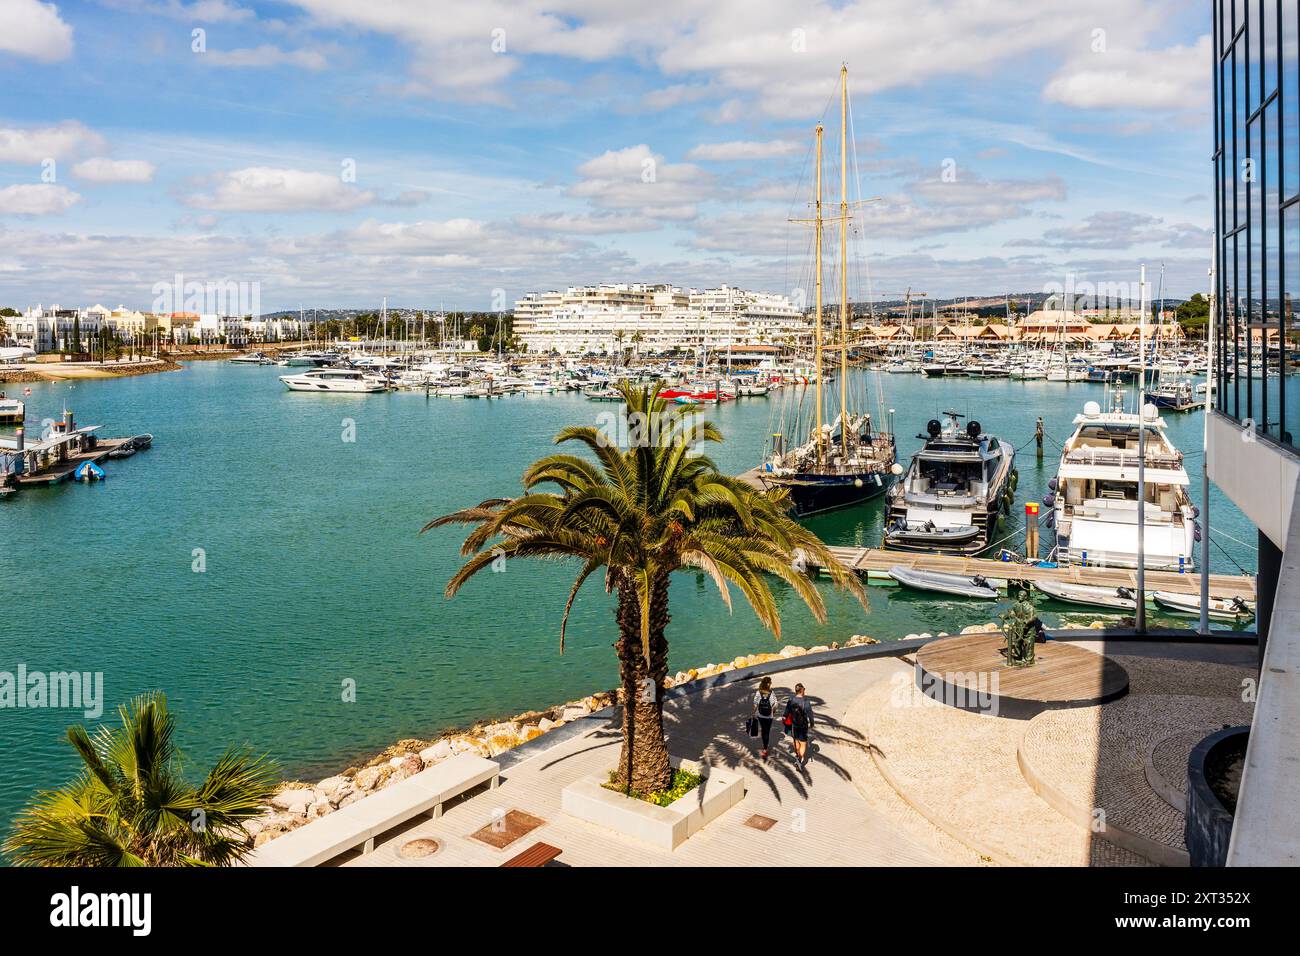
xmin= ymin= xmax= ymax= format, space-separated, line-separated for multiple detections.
xmin=815 ymin=123 xmax=825 ymax=466
xmin=839 ymin=64 xmax=850 ymax=458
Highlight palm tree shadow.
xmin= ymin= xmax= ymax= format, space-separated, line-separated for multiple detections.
xmin=657 ymin=680 xmax=867 ymax=802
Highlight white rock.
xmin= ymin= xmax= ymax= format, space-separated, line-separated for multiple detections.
xmin=560 ymin=705 xmax=589 ymax=722
xmin=420 ymin=740 xmax=453 ymax=765
xmin=384 ymin=767 xmax=413 ymax=787
xmin=537 ymin=717 xmax=559 ymax=733
xmin=270 ymin=788 xmax=314 ymax=812
xmin=307 ymin=799 xmax=332 ymax=819
xmin=316 ymin=775 xmax=347 ymax=798
xmin=481 ymin=720 xmax=522 ymax=740
xmin=354 ymin=766 xmax=385 ymax=791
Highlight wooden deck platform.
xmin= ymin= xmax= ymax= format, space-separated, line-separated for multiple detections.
xmin=818 ymin=546 xmax=1256 ymax=602
xmin=915 ymin=631 xmax=1130 ymax=719
xmin=12 ymin=438 xmax=128 ymax=487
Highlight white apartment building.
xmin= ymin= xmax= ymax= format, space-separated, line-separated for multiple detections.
xmin=513 ymin=283 xmax=809 ymax=355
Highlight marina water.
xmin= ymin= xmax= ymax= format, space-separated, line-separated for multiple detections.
xmin=0 ymin=362 xmax=1258 ymax=828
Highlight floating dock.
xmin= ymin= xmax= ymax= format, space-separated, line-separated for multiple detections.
xmin=812 ymin=545 xmax=1256 ymax=602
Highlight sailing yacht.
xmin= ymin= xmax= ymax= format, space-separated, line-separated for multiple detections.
xmin=758 ymin=66 xmax=898 ymax=518
xmin=1048 ymin=391 xmax=1197 ymax=570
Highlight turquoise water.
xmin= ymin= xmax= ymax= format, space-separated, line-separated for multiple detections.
xmin=0 ymin=363 xmax=1258 ymax=828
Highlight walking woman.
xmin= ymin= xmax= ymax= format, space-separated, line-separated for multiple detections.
xmin=751 ymin=677 xmax=778 ymax=760
xmin=783 ymin=683 xmax=814 ymax=764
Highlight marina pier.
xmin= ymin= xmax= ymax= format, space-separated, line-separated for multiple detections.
xmin=808 ymin=545 xmax=1256 ymax=603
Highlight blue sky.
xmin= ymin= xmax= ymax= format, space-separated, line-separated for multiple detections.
xmin=0 ymin=0 xmax=1214 ymax=311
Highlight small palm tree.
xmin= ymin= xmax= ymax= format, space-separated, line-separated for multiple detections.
xmin=427 ymin=381 xmax=866 ymax=793
xmin=4 ymin=692 xmax=277 ymax=866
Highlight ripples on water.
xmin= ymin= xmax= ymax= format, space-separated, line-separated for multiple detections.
xmin=0 ymin=363 xmax=1257 ymax=825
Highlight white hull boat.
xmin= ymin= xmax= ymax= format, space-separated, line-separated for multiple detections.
xmin=280 ymin=369 xmax=388 ymax=393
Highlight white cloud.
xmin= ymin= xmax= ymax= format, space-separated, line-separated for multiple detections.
xmin=0 ymin=0 xmax=73 ymax=63
xmin=514 ymin=211 xmax=660 ymax=234
xmin=568 ymin=144 xmax=713 ymax=220
xmin=0 ymin=122 xmax=108 ymax=163
xmin=686 ymin=140 xmax=801 ymax=161
xmin=202 ymin=44 xmax=329 ymax=70
xmin=1044 ymin=35 xmax=1211 ymax=111
xmin=72 ymin=157 xmax=157 ymax=183
xmin=0 ymin=184 xmax=82 ymax=216
xmin=1030 ymin=211 xmax=1212 ymax=250
xmin=186 ymin=167 xmax=376 ymax=212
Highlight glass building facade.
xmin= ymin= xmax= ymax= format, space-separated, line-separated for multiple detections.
xmin=1214 ymin=0 xmax=1300 ymax=451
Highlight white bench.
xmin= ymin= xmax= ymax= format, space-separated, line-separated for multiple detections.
xmin=246 ymin=753 xmax=500 ymax=867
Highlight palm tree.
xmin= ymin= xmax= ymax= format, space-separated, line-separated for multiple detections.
xmin=4 ymin=692 xmax=277 ymax=866
xmin=426 ymin=381 xmax=866 ymax=793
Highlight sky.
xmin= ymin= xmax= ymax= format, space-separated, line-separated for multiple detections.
xmin=0 ymin=0 xmax=1216 ymax=313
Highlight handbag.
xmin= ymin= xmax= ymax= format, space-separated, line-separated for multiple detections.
xmin=745 ymin=716 xmax=759 ymax=737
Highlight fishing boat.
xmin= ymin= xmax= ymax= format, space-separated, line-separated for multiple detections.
xmin=75 ymin=461 xmax=105 ymax=482
xmin=1049 ymin=392 xmax=1197 ymax=570
xmin=889 ymin=565 xmax=999 ymax=599
xmin=756 ymin=66 xmax=898 ymax=518
xmin=1035 ymin=578 xmax=1137 ymax=610
xmin=279 ymin=368 xmax=388 ymax=393
xmin=882 ymin=411 xmax=1017 ymax=555
xmin=1152 ymin=590 xmax=1255 ymax=621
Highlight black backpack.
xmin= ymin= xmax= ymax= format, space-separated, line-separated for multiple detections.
xmin=757 ymin=692 xmax=773 ymax=718
xmin=789 ymin=699 xmax=809 ymax=732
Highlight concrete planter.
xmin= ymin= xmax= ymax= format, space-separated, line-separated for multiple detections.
xmin=561 ymin=757 xmax=745 ymax=851
xmin=1185 ymin=726 xmax=1250 ymax=867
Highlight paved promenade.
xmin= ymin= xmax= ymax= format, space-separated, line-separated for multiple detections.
xmin=348 ymin=656 xmax=956 ymax=867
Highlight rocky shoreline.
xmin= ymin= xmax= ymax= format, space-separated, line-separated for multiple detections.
xmin=248 ymin=632 xmax=886 ymax=848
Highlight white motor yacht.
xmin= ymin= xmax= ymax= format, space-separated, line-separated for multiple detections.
xmin=279 ymin=368 xmax=388 ymax=393
xmin=1048 ymin=392 xmax=1197 ymax=570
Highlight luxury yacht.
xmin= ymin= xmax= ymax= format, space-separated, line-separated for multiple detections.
xmin=882 ymin=411 xmax=1017 ymax=555
xmin=279 ymin=368 xmax=388 ymax=393
xmin=1047 ymin=393 xmax=1197 ymax=570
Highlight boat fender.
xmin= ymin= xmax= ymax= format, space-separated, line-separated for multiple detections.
xmin=1045 ymin=513 xmax=1055 ymax=529
xmin=1043 ymin=492 xmax=1056 ymax=507
xmin=1048 ymin=477 xmax=1058 ymax=491
xmin=1117 ymin=587 xmax=1134 ymax=600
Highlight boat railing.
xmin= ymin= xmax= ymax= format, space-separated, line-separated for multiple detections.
xmin=1063 ymin=446 xmax=1184 ymax=470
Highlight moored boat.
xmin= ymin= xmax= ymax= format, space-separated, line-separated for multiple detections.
xmin=1151 ymin=590 xmax=1255 ymax=620
xmin=889 ymin=565 xmax=999 ymax=598
xmin=883 ymin=411 xmax=1017 ymax=555
xmin=1035 ymin=578 xmax=1137 ymax=610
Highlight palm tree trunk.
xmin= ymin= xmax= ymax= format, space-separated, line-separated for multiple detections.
xmin=612 ymin=573 xmax=672 ymax=793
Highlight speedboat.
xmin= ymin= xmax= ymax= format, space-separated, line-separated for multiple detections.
xmin=889 ymin=565 xmax=999 ymax=599
xmin=1152 ymin=591 xmax=1255 ymax=621
xmin=1049 ymin=393 xmax=1197 ymax=570
xmin=1035 ymin=579 xmax=1137 ymax=610
xmin=883 ymin=411 xmax=1017 ymax=555
xmin=279 ymin=368 xmax=388 ymax=393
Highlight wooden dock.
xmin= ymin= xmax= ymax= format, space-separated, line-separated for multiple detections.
xmin=815 ymin=545 xmax=1256 ymax=601
xmin=12 ymin=438 xmax=128 ymax=487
